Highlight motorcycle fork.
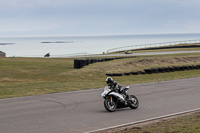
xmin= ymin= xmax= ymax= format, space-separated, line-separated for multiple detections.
xmin=110 ymin=96 xmax=113 ymax=103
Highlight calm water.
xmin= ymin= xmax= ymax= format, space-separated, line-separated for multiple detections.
xmin=0 ymin=33 xmax=200 ymax=57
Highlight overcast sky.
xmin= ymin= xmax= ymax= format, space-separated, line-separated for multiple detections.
xmin=0 ymin=0 xmax=200 ymax=36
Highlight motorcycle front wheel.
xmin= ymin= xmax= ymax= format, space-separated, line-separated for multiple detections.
xmin=128 ymin=95 xmax=139 ymax=109
xmin=104 ymin=98 xmax=116 ymax=112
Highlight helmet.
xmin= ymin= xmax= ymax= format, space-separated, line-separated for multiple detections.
xmin=106 ymin=77 xmax=113 ymax=85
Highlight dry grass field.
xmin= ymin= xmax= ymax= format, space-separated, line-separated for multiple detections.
xmin=1 ymin=52 xmax=200 ymax=99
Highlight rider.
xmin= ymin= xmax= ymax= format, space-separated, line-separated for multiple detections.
xmin=106 ymin=77 xmax=130 ymax=100
xmin=106 ymin=77 xmax=120 ymax=92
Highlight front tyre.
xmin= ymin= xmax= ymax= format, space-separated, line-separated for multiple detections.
xmin=104 ymin=98 xmax=116 ymax=112
xmin=128 ymin=95 xmax=139 ymax=109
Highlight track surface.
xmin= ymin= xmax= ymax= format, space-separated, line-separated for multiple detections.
xmin=0 ymin=77 xmax=200 ymax=133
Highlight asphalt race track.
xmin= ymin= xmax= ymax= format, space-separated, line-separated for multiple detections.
xmin=0 ymin=77 xmax=200 ymax=133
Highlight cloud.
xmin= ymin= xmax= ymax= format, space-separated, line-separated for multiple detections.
xmin=0 ymin=17 xmax=60 ymax=33
xmin=184 ymin=20 xmax=200 ymax=30
xmin=0 ymin=0 xmax=200 ymax=35
xmin=164 ymin=19 xmax=200 ymax=33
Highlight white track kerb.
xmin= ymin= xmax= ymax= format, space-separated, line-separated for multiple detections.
xmin=86 ymin=108 xmax=200 ymax=133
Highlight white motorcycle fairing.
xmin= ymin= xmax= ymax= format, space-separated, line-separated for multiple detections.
xmin=101 ymin=86 xmax=125 ymax=101
xmin=109 ymin=92 xmax=125 ymax=101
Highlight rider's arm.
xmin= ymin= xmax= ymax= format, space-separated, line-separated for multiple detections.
xmin=112 ymin=81 xmax=119 ymax=91
xmin=109 ymin=81 xmax=119 ymax=91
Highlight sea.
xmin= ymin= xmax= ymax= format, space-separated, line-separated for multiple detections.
xmin=0 ymin=33 xmax=200 ymax=57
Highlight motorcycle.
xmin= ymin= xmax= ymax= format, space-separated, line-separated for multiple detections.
xmin=101 ymin=86 xmax=139 ymax=112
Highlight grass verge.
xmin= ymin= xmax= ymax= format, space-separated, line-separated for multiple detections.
xmin=0 ymin=53 xmax=200 ymax=99
xmin=116 ymin=111 xmax=200 ymax=133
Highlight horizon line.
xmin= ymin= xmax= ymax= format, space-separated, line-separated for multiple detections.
xmin=0 ymin=32 xmax=200 ymax=38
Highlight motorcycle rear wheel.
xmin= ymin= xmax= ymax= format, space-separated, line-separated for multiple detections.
xmin=128 ymin=95 xmax=139 ymax=109
xmin=104 ymin=98 xmax=116 ymax=112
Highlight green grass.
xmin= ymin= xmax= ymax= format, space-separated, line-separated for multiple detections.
xmin=98 ymin=53 xmax=200 ymax=73
xmin=117 ymin=112 xmax=200 ymax=133
xmin=1 ymin=53 xmax=200 ymax=99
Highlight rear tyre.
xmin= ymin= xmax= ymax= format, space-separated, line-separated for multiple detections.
xmin=128 ymin=95 xmax=139 ymax=109
xmin=104 ymin=98 xmax=116 ymax=112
